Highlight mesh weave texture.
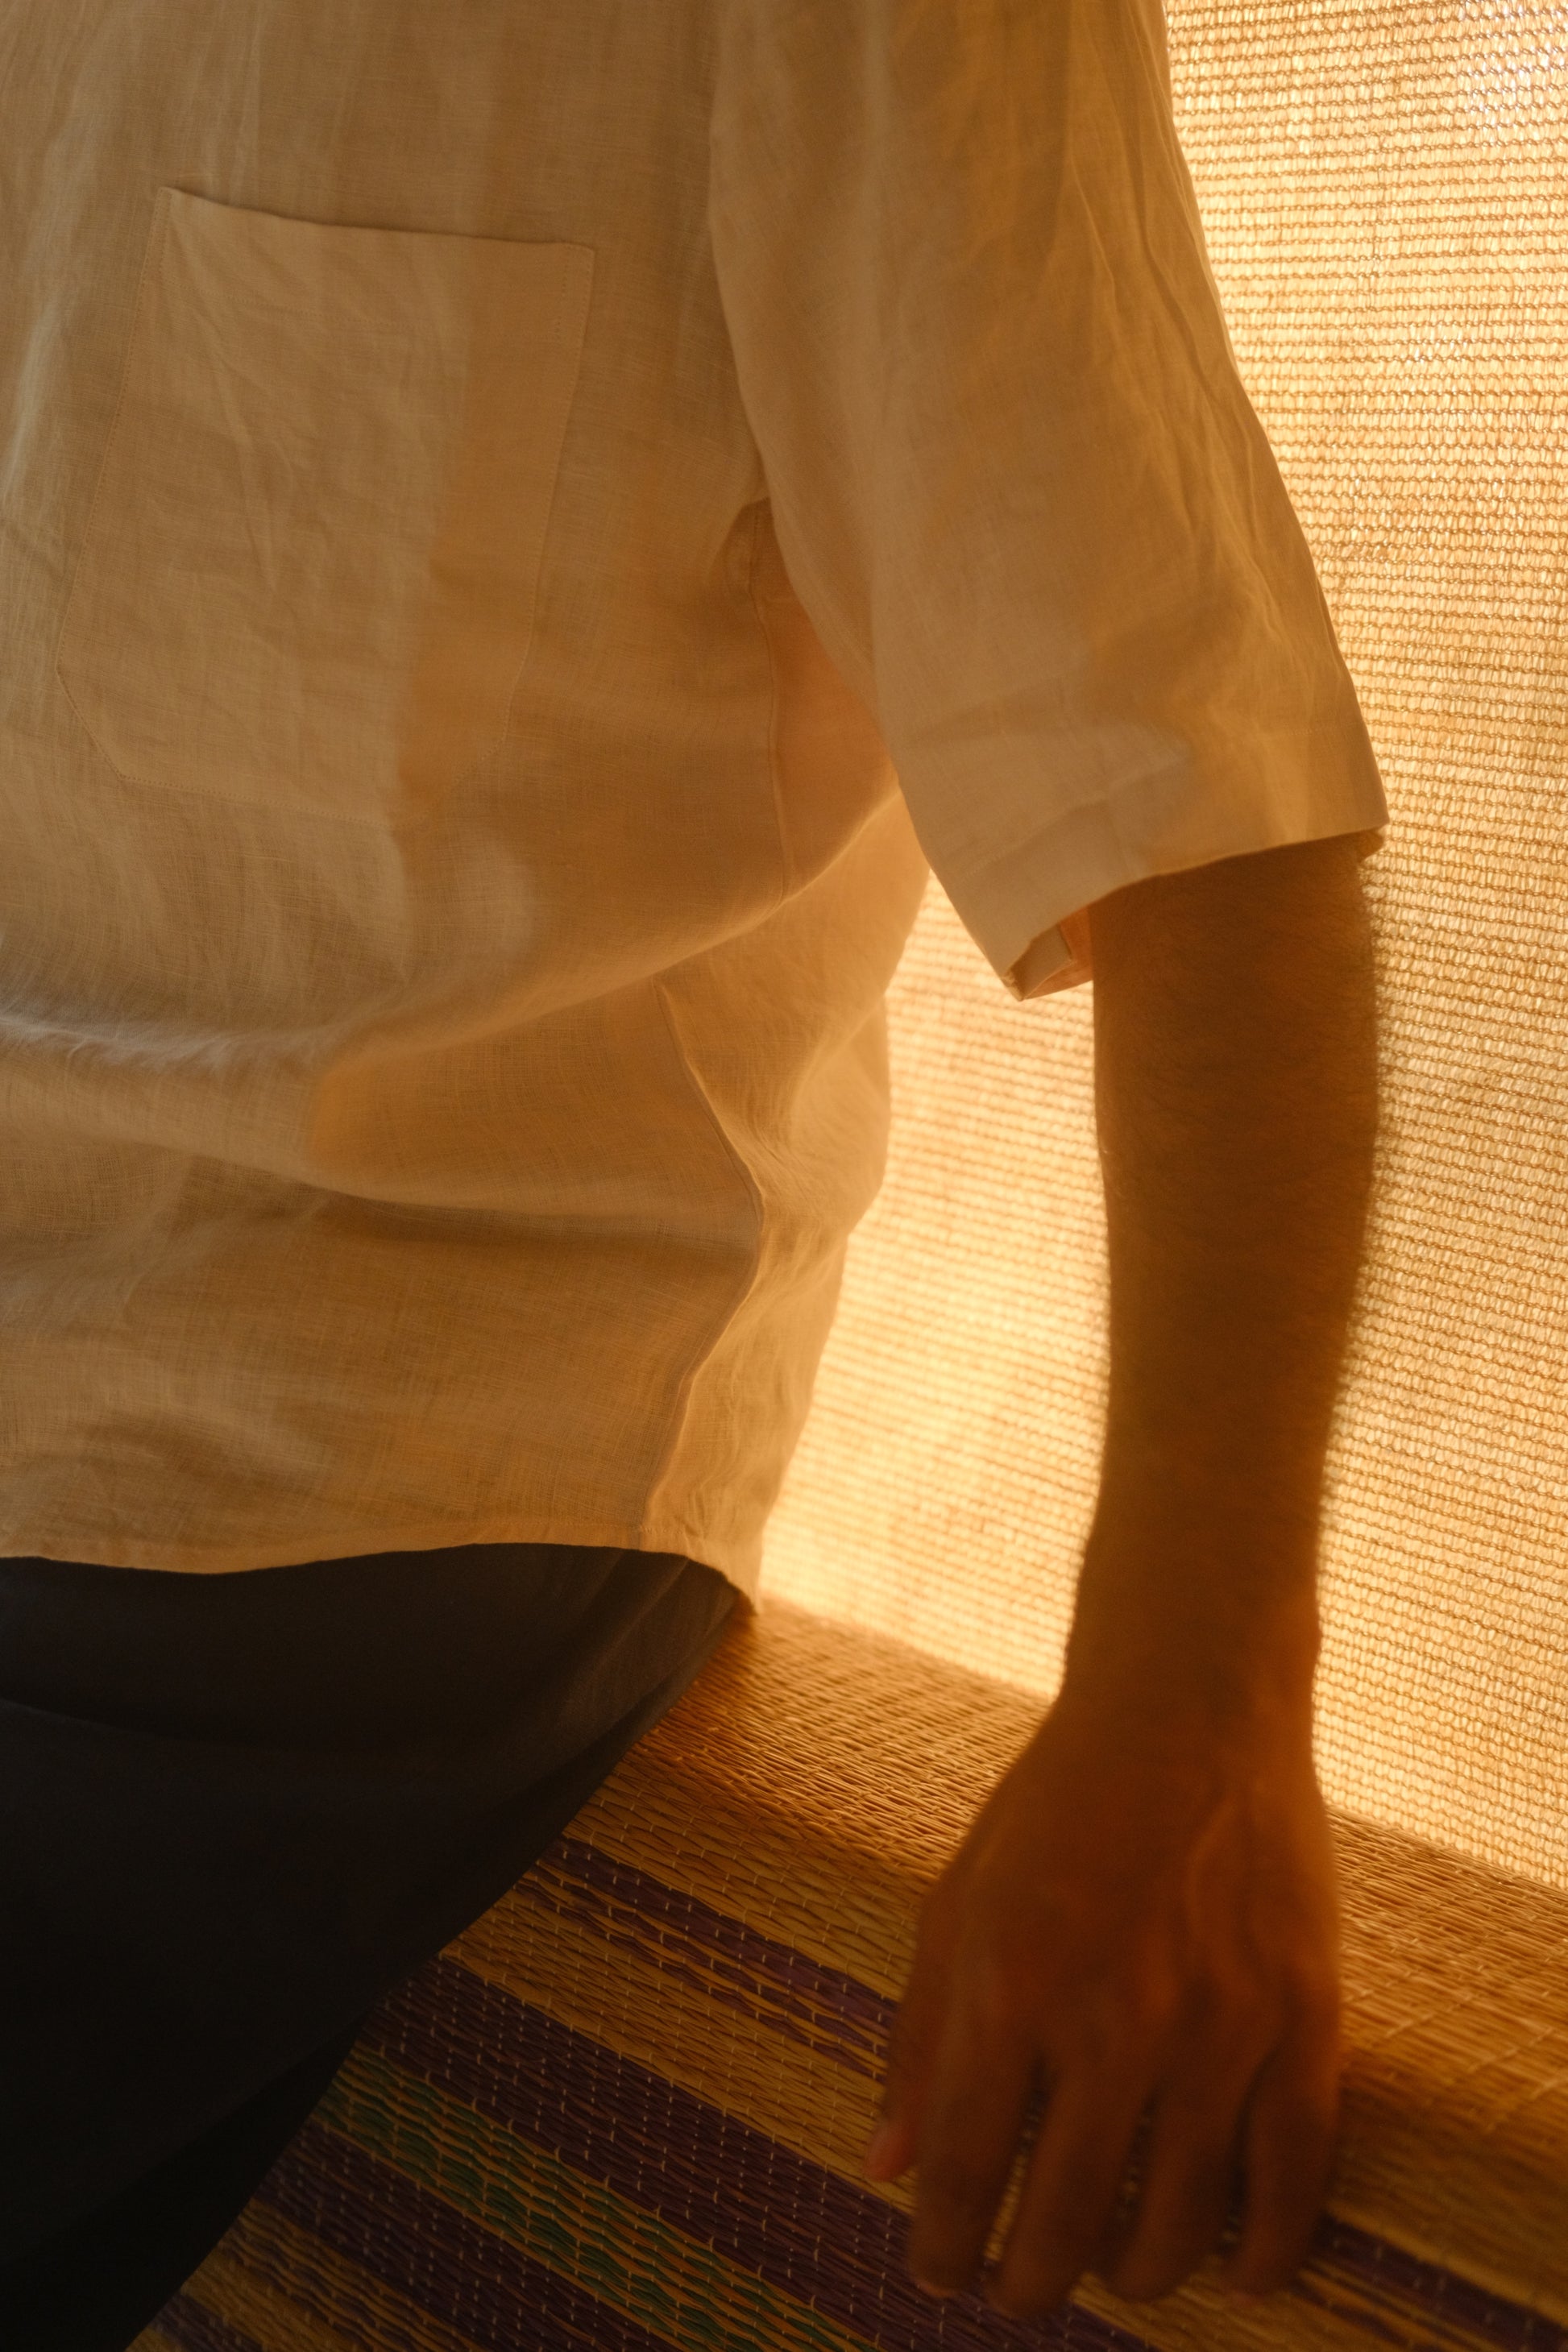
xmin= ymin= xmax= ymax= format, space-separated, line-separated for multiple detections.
xmin=763 ymin=0 xmax=1568 ymax=1890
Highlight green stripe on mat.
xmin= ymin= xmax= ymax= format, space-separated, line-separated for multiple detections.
xmin=314 ymin=2044 xmax=881 ymax=2352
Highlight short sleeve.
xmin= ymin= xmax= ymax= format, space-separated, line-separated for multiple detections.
xmin=708 ymin=0 xmax=1390 ymax=999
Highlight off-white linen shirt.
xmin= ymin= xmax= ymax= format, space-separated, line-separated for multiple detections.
xmin=0 ymin=0 xmax=1388 ymax=1599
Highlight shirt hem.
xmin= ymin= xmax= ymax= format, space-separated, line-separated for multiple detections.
xmin=0 ymin=1512 xmax=765 ymax=1606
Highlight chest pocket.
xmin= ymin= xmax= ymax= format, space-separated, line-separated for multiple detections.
xmin=57 ymin=187 xmax=593 ymax=819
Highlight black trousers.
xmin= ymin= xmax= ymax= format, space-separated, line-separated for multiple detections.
xmin=0 ymin=1541 xmax=737 ymax=2352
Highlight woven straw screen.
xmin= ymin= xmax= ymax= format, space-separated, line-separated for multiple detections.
xmin=763 ymin=0 xmax=1568 ymax=1893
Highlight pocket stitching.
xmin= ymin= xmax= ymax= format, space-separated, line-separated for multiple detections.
xmin=53 ymin=185 xmax=176 ymax=786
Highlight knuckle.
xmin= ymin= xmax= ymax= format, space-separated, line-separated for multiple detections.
xmin=1050 ymin=2187 xmax=1110 ymax=2258
xmin=1127 ymin=1977 xmax=1183 ymax=2050
xmin=1208 ymin=1986 xmax=1280 ymax=2074
xmin=967 ymin=1948 xmax=1032 ymax=2040
xmin=1076 ymin=1968 xmax=1176 ymax=2065
xmin=885 ymin=1993 xmax=937 ymax=2077
xmin=920 ymin=2151 xmax=1001 ymax=2227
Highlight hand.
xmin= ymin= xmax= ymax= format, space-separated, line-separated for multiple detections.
xmin=863 ymin=1668 xmax=1342 ymax=2316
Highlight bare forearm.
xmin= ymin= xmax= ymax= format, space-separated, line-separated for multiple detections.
xmin=1066 ymin=836 xmax=1378 ymax=1718
xmin=876 ymin=837 xmax=1371 ymax=2305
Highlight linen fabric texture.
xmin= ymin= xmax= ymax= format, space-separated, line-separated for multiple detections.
xmin=0 ymin=0 xmax=1388 ymax=1595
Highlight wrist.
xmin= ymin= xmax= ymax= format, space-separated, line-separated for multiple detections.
xmin=1060 ymin=1515 xmax=1322 ymax=1744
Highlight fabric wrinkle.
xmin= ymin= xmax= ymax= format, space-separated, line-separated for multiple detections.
xmin=1 ymin=0 xmax=1388 ymax=1593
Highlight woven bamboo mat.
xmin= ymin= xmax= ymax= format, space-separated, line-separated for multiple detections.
xmin=139 ymin=1599 xmax=1568 ymax=2352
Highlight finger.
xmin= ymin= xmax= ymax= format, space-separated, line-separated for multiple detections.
xmin=988 ymin=2064 xmax=1154 ymax=2320
xmin=1222 ymin=2004 xmax=1342 ymax=2296
xmin=866 ymin=1898 xmax=960 ymax=2182
xmin=905 ymin=1992 xmax=1036 ymax=2294
xmin=1105 ymin=2032 xmax=1264 ymax=2302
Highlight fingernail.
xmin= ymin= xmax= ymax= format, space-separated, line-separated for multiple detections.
xmin=863 ymin=2120 xmax=900 ymax=2179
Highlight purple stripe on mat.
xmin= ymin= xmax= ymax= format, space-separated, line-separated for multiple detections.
xmin=1297 ymin=2238 xmax=1568 ymax=2352
xmin=261 ymin=2118 xmax=683 ymax=2352
xmin=363 ymin=1955 xmax=1568 ymax=2352
xmin=151 ymin=2293 xmax=267 ymax=2352
xmin=537 ymin=1836 xmax=892 ymax=2063
xmin=525 ymin=1851 xmax=1568 ymax=2352
xmin=359 ymin=1955 xmax=1151 ymax=2352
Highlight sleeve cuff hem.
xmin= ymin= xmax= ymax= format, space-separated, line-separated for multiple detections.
xmin=993 ymin=813 xmax=1389 ymax=1004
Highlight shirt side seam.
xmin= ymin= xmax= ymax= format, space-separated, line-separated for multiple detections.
xmin=637 ymin=978 xmax=769 ymax=1540
xmin=745 ymin=498 xmax=796 ymax=903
